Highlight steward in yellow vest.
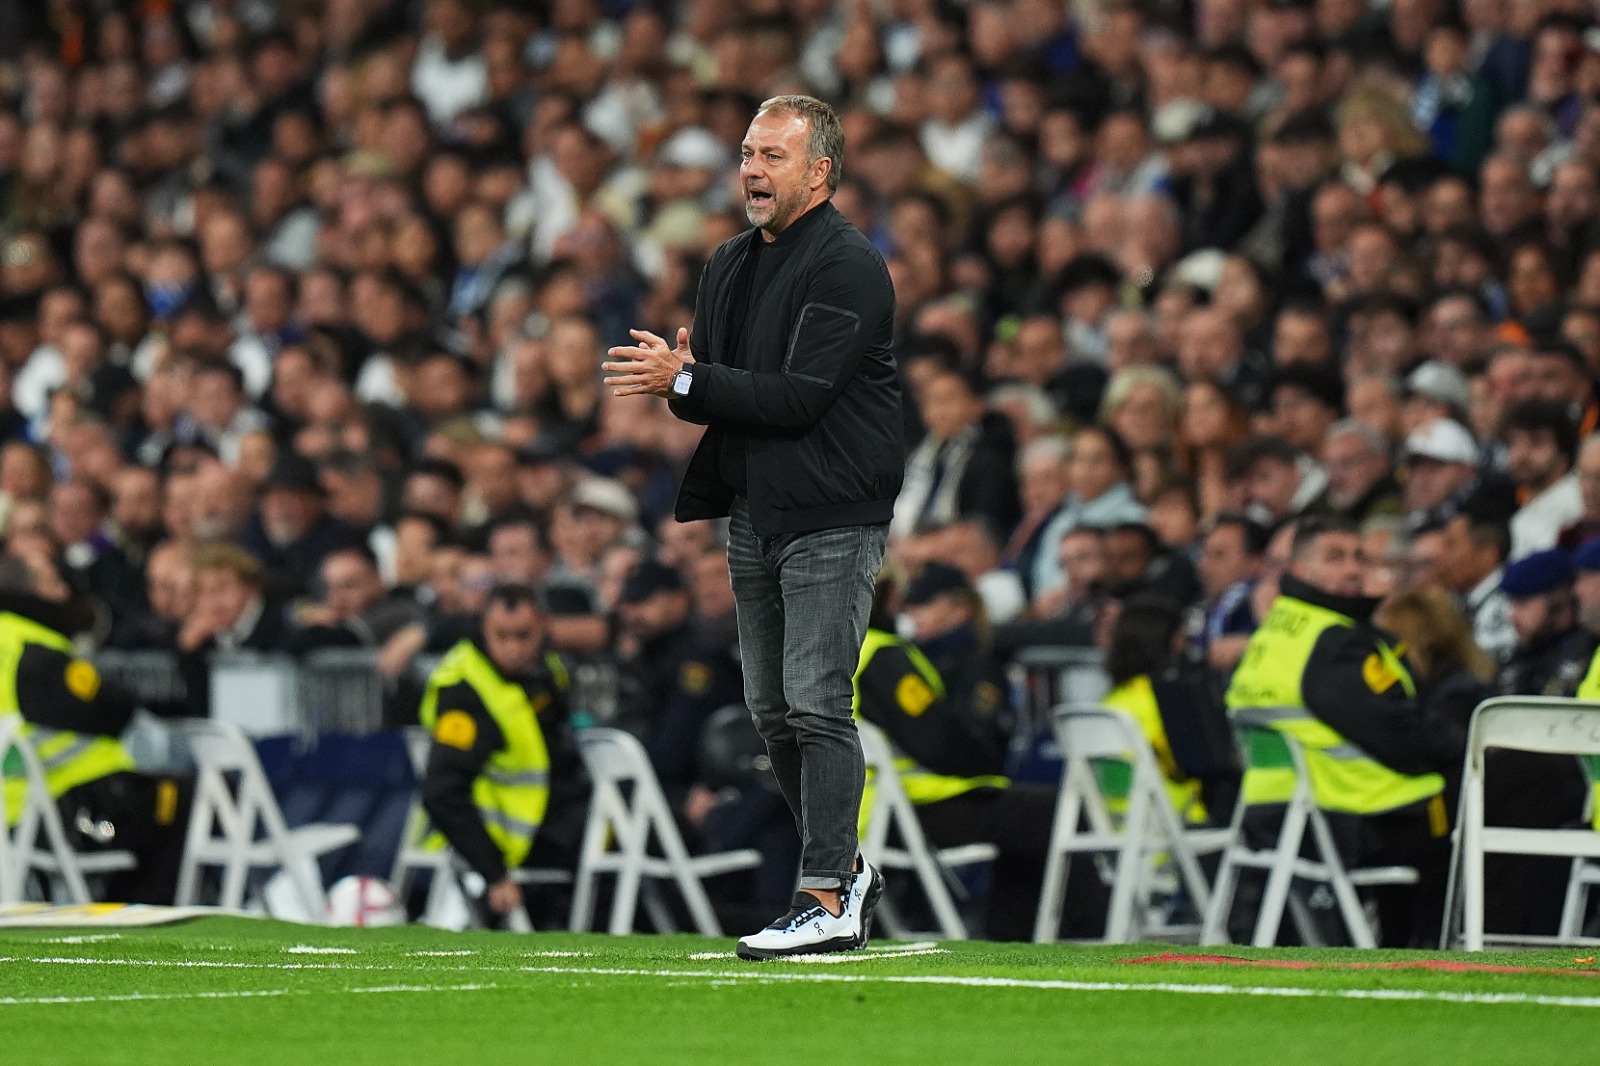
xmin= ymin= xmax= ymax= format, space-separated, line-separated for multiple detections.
xmin=1224 ymin=517 xmax=1455 ymax=946
xmin=419 ymin=585 xmax=588 ymax=924
xmin=0 ymin=564 xmax=189 ymax=904
xmin=855 ymin=566 xmax=1107 ymax=941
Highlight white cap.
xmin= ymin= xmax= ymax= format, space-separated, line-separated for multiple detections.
xmin=1404 ymin=418 xmax=1479 ymax=465
xmin=1403 ymin=361 xmax=1472 ymax=419
xmin=658 ymin=127 xmax=731 ymax=171
xmin=569 ymin=477 xmax=639 ymax=523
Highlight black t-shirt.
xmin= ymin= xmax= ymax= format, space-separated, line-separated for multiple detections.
xmin=716 ymin=210 xmax=825 ymax=495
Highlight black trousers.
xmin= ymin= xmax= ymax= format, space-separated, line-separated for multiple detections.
xmin=915 ymin=785 xmax=1108 ymax=942
xmin=58 ymin=771 xmax=193 ymax=905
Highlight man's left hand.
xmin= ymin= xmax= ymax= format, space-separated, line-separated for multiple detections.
xmin=603 ymin=327 xmax=693 ymax=397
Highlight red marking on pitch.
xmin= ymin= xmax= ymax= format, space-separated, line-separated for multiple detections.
xmin=1123 ymin=953 xmax=1600 ymax=977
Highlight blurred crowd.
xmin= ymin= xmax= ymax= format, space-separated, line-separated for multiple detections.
xmin=6 ymin=0 xmax=1600 ymax=925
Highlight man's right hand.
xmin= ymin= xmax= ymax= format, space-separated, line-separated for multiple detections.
xmin=486 ymin=875 xmax=523 ymax=916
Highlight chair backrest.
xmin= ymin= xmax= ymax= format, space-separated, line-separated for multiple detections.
xmin=1056 ymin=704 xmax=1145 ymax=762
xmin=181 ymin=718 xmax=296 ymax=845
xmin=1468 ymin=696 xmax=1600 ymax=764
xmin=1227 ymin=706 xmax=1314 ymax=800
xmin=577 ymin=727 xmax=652 ymax=789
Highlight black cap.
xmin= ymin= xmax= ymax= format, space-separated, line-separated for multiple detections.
xmin=902 ymin=563 xmax=972 ymax=607
xmin=262 ymin=453 xmax=326 ymax=495
xmin=620 ymin=561 xmax=685 ymax=605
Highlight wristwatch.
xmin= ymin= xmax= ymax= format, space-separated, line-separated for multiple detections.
xmin=671 ymin=367 xmax=694 ymax=396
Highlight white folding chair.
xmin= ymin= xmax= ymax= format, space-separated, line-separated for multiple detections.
xmin=1444 ymin=696 xmax=1600 ymax=950
xmin=857 ymin=720 xmax=997 ymax=942
xmin=1199 ymin=709 xmax=1417 ymax=948
xmin=1033 ymin=704 xmax=1228 ymax=944
xmin=389 ymin=726 xmax=576 ymax=932
xmin=0 ymin=715 xmax=135 ymax=904
xmin=174 ymin=719 xmax=360 ymax=921
xmin=568 ymin=728 xmax=760 ymax=936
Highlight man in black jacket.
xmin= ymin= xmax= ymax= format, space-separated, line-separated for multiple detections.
xmin=604 ymin=95 xmax=899 ymax=960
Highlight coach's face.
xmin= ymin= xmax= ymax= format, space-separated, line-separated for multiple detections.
xmin=741 ymin=110 xmax=828 ymax=238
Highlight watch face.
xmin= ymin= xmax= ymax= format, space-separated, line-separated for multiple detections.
xmin=673 ymin=370 xmax=692 ymax=395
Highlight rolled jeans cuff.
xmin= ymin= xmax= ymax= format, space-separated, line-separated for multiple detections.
xmin=798 ymin=870 xmax=852 ymax=892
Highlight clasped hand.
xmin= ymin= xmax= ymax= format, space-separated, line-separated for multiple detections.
xmin=602 ymin=327 xmax=693 ymax=397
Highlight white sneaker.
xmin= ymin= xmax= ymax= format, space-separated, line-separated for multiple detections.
xmin=736 ymin=893 xmax=860 ymax=961
xmin=845 ymin=857 xmax=884 ymax=948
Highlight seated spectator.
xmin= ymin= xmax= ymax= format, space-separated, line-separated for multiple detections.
xmin=1102 ymin=596 xmax=1239 ymax=825
xmin=856 ymin=567 xmax=1105 ymax=940
xmin=1321 ymin=420 xmax=1404 ymax=525
xmin=1504 ymin=400 xmax=1583 ymax=559
xmin=1229 ymin=436 xmax=1328 ymax=528
xmin=1495 ymin=550 xmax=1592 ymax=697
xmin=177 ymin=544 xmax=292 ymax=716
xmin=891 ymin=363 xmax=1020 ymax=541
xmin=1190 ymin=512 xmax=1268 ymax=673
xmin=1559 ymin=434 xmax=1600 ymax=548
xmin=238 ymin=454 xmax=359 ymax=599
xmin=1437 ymin=509 xmax=1516 ymax=665
xmin=291 ymin=545 xmax=426 ymax=653
xmin=1031 ymin=425 xmax=1146 ymax=598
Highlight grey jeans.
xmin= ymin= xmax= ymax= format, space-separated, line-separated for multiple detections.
xmin=727 ymin=499 xmax=888 ymax=892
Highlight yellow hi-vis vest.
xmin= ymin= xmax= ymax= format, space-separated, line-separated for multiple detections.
xmin=418 ymin=641 xmax=556 ymax=869
xmin=1568 ymin=654 xmax=1600 ymax=830
xmin=852 ymin=629 xmax=1008 ymax=834
xmin=1101 ymin=675 xmax=1207 ymax=824
xmin=1224 ymin=594 xmax=1443 ymax=815
xmin=1 ymin=612 xmax=135 ymax=827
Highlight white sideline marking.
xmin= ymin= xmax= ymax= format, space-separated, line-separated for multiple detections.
xmin=524 ymin=951 xmax=593 ymax=958
xmin=688 ymin=952 xmax=732 ymax=960
xmin=0 ymin=983 xmax=497 ymax=1008
xmin=868 ymin=941 xmax=937 ymax=952
xmin=409 ymin=950 xmax=475 ymax=957
xmin=784 ymin=949 xmax=949 ymax=964
xmin=286 ymin=946 xmax=357 ymax=955
xmin=40 ymin=934 xmax=123 ymax=945
xmin=688 ymin=942 xmax=937 ymax=962
xmin=516 ymin=965 xmax=1600 ymax=1010
xmin=9 ymin=953 xmax=1599 ymax=1011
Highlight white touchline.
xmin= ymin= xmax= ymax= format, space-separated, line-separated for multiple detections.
xmin=783 ymin=949 xmax=950 ymax=964
xmin=286 ymin=946 xmax=358 ymax=954
xmin=8 ymin=954 xmax=1599 ymax=1010
xmin=0 ymin=983 xmax=498 ymax=1008
xmin=514 ymin=965 xmax=1600 ymax=1010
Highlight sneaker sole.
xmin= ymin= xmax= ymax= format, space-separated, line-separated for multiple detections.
xmin=856 ymin=867 xmax=885 ymax=949
xmin=736 ymin=933 xmax=860 ymax=962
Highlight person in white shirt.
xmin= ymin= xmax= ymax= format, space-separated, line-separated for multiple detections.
xmin=410 ymin=0 xmax=488 ymax=125
xmin=1504 ymin=399 xmax=1583 ymax=559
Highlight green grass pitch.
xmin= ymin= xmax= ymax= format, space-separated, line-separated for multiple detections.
xmin=3 ymin=918 xmax=1600 ymax=1065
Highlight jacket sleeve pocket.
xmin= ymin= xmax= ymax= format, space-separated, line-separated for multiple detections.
xmin=784 ymin=302 xmax=862 ymax=389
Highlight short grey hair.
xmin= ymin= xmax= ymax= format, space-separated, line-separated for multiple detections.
xmin=1325 ymin=418 xmax=1390 ymax=460
xmin=757 ymin=95 xmax=844 ymax=193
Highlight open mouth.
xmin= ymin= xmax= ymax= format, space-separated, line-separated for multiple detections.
xmin=748 ymin=189 xmax=774 ymax=206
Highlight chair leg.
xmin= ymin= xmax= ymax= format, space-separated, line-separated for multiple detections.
xmin=1252 ymin=801 xmax=1307 ymax=948
xmin=641 ymin=881 xmax=679 ymax=934
xmin=1032 ymin=775 xmax=1084 ymax=943
xmin=1560 ymin=858 xmax=1590 ymax=941
xmin=1104 ymin=785 xmax=1151 ymax=944
xmin=1307 ymin=808 xmax=1374 ymax=949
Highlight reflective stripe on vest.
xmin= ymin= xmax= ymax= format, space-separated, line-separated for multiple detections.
xmin=419 ymin=640 xmax=552 ymax=868
xmin=1224 ymin=594 xmax=1443 ymax=815
xmin=852 ymin=629 xmax=1008 ymax=830
xmin=0 ymin=613 xmax=135 ymax=827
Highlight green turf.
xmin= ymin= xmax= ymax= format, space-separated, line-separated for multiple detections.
xmin=2 ymin=918 xmax=1599 ymax=1065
